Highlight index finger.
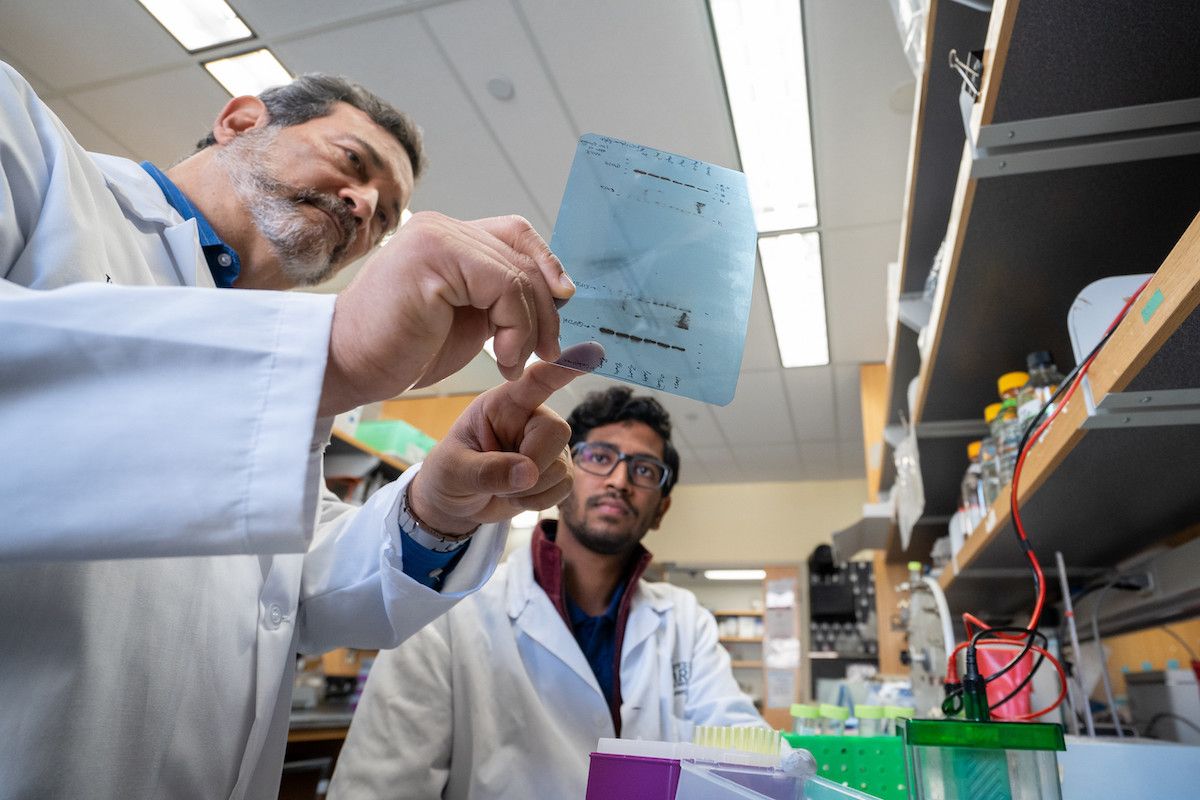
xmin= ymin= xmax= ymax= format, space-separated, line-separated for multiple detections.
xmin=495 ymin=342 xmax=605 ymax=411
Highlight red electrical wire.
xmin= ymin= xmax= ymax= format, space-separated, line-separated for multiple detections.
xmin=948 ymin=278 xmax=1152 ymax=705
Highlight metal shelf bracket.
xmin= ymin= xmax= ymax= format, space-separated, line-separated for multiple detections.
xmin=1081 ymin=378 xmax=1200 ymax=429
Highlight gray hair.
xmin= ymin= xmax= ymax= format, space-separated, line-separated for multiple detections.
xmin=196 ymin=74 xmax=424 ymax=179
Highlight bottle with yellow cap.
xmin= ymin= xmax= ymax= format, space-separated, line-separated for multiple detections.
xmin=819 ymin=703 xmax=850 ymax=736
xmin=960 ymin=440 xmax=984 ymax=528
xmin=979 ymin=403 xmax=1003 ymax=506
xmin=995 ymin=371 xmax=1029 ymax=483
xmin=1017 ymin=351 xmax=1065 ymax=434
xmin=790 ymin=703 xmax=821 ymax=735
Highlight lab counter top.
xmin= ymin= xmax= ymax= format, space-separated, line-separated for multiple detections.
xmin=288 ymin=702 xmax=355 ymax=742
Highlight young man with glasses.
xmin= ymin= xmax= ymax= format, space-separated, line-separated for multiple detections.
xmin=329 ymin=386 xmax=768 ymax=800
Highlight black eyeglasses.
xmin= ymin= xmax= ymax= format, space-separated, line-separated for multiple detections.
xmin=571 ymin=442 xmax=672 ymax=490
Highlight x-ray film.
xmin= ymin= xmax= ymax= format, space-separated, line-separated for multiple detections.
xmin=551 ymin=134 xmax=757 ymax=406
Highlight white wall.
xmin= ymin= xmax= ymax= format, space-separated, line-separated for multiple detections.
xmin=645 ymin=479 xmax=867 ymax=566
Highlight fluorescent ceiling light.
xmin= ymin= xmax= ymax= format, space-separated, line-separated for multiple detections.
xmin=759 ymin=232 xmax=829 ymax=368
xmin=703 ymin=569 xmax=766 ymax=581
xmin=137 ymin=0 xmax=252 ymax=52
xmin=710 ymin=0 xmax=818 ymax=232
xmin=204 ymin=49 xmax=292 ymax=98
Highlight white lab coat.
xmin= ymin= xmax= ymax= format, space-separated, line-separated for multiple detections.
xmin=328 ymin=543 xmax=766 ymax=800
xmin=0 ymin=62 xmax=506 ymax=800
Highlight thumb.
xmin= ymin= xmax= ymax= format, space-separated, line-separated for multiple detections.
xmin=453 ymin=449 xmax=540 ymax=495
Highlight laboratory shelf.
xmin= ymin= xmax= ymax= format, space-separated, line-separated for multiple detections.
xmin=913 ymin=0 xmax=1200 ymax=425
xmin=730 ymin=660 xmax=763 ymax=669
xmin=712 ymin=610 xmax=764 ymax=617
xmin=940 ymin=216 xmax=1200 ymax=616
xmin=329 ymin=428 xmax=411 ymax=474
xmin=880 ymin=0 xmax=1200 ymax=622
xmin=881 ymin=0 xmax=989 ymax=438
xmin=719 ymin=637 xmax=763 ymax=644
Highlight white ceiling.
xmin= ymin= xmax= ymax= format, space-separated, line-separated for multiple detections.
xmin=0 ymin=0 xmax=914 ymax=486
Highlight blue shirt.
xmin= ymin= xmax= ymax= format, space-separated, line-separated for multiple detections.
xmin=140 ymin=161 xmax=462 ymax=590
xmin=566 ymin=581 xmax=628 ymax=707
xmin=139 ymin=162 xmax=242 ymax=288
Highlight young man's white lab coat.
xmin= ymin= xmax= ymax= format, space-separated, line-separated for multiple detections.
xmin=328 ymin=540 xmax=767 ymax=800
xmin=0 ymin=61 xmax=506 ymax=800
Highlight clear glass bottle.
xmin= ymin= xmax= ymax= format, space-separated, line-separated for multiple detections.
xmin=819 ymin=703 xmax=849 ymax=736
xmin=1017 ymin=351 xmax=1065 ymax=434
xmin=790 ymin=703 xmax=821 ymax=735
xmin=960 ymin=441 xmax=984 ymax=529
xmin=994 ymin=372 xmax=1029 ymax=485
xmin=979 ymin=403 xmax=1003 ymax=506
xmin=855 ymin=704 xmax=886 ymax=737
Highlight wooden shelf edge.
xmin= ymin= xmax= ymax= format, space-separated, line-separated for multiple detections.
xmin=731 ymin=660 xmax=764 ymax=669
xmin=713 ymin=610 xmax=764 ymax=617
xmin=971 ymin=0 xmax=1021 ymax=135
xmin=719 ymin=637 xmax=763 ymax=644
xmin=330 ymin=428 xmax=412 ymax=472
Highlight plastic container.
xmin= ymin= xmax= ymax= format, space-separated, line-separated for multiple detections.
xmin=854 ymin=705 xmax=886 ymax=737
xmin=901 ymin=718 xmax=1065 ymax=800
xmin=979 ymin=404 xmax=1003 ymax=507
xmin=993 ymin=372 xmax=1028 ymax=484
xmin=819 ymin=704 xmax=849 ymax=737
xmin=791 ymin=703 xmax=821 ymax=736
xmin=883 ymin=706 xmax=914 ymax=736
xmin=959 ymin=441 xmax=984 ymax=530
xmin=584 ymin=752 xmax=681 ymax=800
xmin=1017 ymin=351 xmax=1065 ymax=434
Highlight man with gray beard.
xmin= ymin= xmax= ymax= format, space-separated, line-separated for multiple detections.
xmin=0 ymin=62 xmax=589 ymax=800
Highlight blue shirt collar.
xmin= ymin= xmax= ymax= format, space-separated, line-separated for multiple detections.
xmin=139 ymin=161 xmax=242 ymax=288
xmin=566 ymin=579 xmax=627 ymax=626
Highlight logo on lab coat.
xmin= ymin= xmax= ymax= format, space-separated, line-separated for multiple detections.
xmin=672 ymin=661 xmax=691 ymax=693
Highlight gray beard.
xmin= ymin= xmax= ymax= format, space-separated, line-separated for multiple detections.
xmin=216 ymin=129 xmax=356 ymax=287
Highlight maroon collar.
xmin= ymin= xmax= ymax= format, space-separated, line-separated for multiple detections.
xmin=530 ymin=519 xmax=653 ymax=736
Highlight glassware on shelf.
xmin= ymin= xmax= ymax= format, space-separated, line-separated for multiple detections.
xmin=994 ymin=371 xmax=1029 ymax=484
xmin=1017 ymin=351 xmax=1065 ymax=434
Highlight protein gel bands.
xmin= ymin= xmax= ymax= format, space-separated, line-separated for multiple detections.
xmin=550 ymin=134 xmax=757 ymax=406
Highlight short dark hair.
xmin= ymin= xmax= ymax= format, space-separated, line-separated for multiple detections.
xmin=196 ymin=74 xmax=424 ymax=179
xmin=567 ymin=386 xmax=680 ymax=495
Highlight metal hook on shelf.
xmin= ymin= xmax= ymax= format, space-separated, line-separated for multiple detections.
xmin=949 ymin=48 xmax=982 ymax=99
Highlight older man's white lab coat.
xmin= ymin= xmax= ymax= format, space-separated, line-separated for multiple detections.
xmin=328 ymin=542 xmax=766 ymax=800
xmin=0 ymin=61 xmax=506 ymax=800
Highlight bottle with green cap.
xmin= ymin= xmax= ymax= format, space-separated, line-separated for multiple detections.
xmin=980 ymin=403 xmax=1003 ymax=506
xmin=995 ymin=371 xmax=1029 ymax=483
xmin=790 ymin=703 xmax=820 ymax=735
xmin=883 ymin=705 xmax=914 ymax=736
xmin=819 ymin=703 xmax=849 ymax=736
xmin=855 ymin=704 xmax=885 ymax=737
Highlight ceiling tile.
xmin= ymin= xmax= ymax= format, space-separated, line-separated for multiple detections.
xmin=799 ymin=439 xmax=841 ymax=476
xmin=0 ymin=1 xmax=185 ymax=90
xmin=693 ymin=445 xmax=741 ymax=484
xmin=733 ymin=443 xmax=802 ymax=475
xmin=0 ymin=48 xmax=49 ymax=95
xmin=781 ymin=366 xmax=836 ymax=441
xmin=833 ymin=363 xmax=864 ymax=443
xmin=804 ymin=0 xmax=913 ymax=230
xmin=710 ymin=370 xmax=794 ymax=446
xmin=67 ymin=67 xmax=230 ymax=165
xmin=234 ymin=0 xmax=419 ymax=38
xmin=42 ymin=98 xmax=135 ymax=159
xmin=822 ymin=222 xmax=895 ymax=364
xmin=274 ymin=15 xmax=548 ymax=229
xmin=653 ymin=393 xmax=725 ymax=449
xmin=516 ymin=0 xmax=739 ymax=170
xmin=422 ymin=0 xmax=578 ymax=232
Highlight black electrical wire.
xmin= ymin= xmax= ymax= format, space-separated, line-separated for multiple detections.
xmin=975 ymin=318 xmax=1130 ymax=693
xmin=1145 ymin=713 xmax=1200 ymax=738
